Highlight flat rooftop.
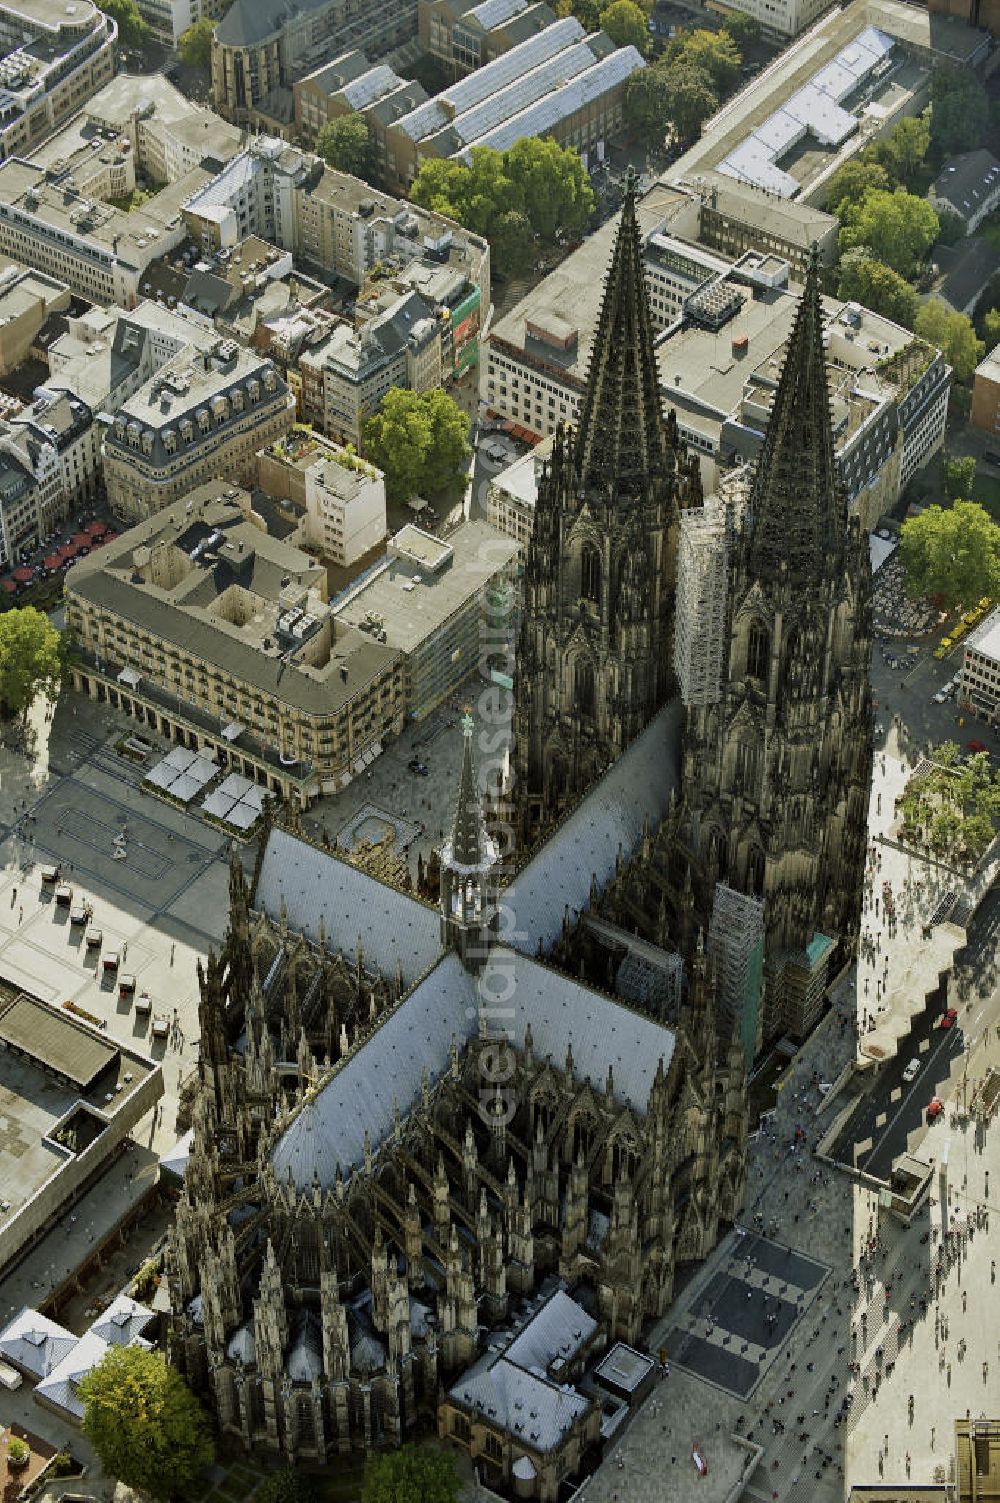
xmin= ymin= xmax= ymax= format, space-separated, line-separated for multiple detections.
xmin=966 ymin=606 xmax=1000 ymax=666
xmin=67 ymin=488 xmax=399 ymax=714
xmin=0 ymin=990 xmax=154 ymax=1218
xmin=336 ymin=518 xmax=517 ymax=654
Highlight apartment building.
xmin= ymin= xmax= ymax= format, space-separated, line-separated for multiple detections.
xmin=211 ymin=0 xmax=417 ymax=127
xmin=960 ymin=608 xmax=1000 ymax=728
xmin=66 ymin=488 xmax=406 ymax=805
xmin=0 ymin=0 xmax=116 ymax=164
xmin=0 ymin=260 xmax=70 ymax=376
xmin=257 ymin=428 xmax=386 ymax=567
xmin=972 ymin=345 xmax=1000 ymax=440
xmin=380 ymin=18 xmax=643 ymax=192
xmin=10 ymin=388 xmax=100 ymax=506
xmin=419 ymin=0 xmax=556 ymax=73
xmin=102 ymin=323 xmax=295 ymax=523
xmin=335 ymin=520 xmax=518 ymax=721
xmin=83 ymin=74 xmax=243 ymax=185
xmin=299 ymin=287 xmax=444 ymax=443
xmin=136 ymin=0 xmax=229 ymax=48
xmin=182 ymin=138 xmax=491 ymax=312
xmin=0 ymin=389 xmax=99 ymax=566
xmin=485 ymin=198 xmax=949 ymax=528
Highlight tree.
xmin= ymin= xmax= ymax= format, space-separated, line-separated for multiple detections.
xmin=935 ymin=208 xmax=967 ymax=246
xmin=553 ymin=0 xmax=602 ymax=25
xmin=99 ymin=0 xmax=148 ymax=46
xmin=362 ymin=1446 xmax=458 ymax=1503
xmin=824 ymin=158 xmax=890 ymax=218
xmin=984 ymin=307 xmax=1000 ymax=346
xmin=838 ymin=188 xmax=939 ymax=280
xmin=256 ymin=1472 xmax=319 ymax=1503
xmin=836 ymin=251 xmax=917 ymax=329
xmin=599 ymin=0 xmax=648 ymax=49
xmin=900 ymin=500 xmax=1000 ymax=612
xmin=930 ymin=65 xmax=989 ymax=157
xmin=79 ymin=1347 xmax=214 ymax=1501
xmin=503 ymin=137 xmax=592 ymax=241
xmin=869 ymin=114 xmax=930 ymax=185
xmin=489 ymin=208 xmax=535 ymax=279
xmin=624 ymin=65 xmax=672 ymax=146
xmin=362 ymin=387 xmax=470 ymax=502
xmin=673 ymin=28 xmax=741 ymax=93
xmin=721 ymin=10 xmax=760 ymax=46
xmin=315 ymin=114 xmax=373 ymax=179
xmin=0 ymin=607 xmax=62 ymax=721
xmin=915 ymin=300 xmax=984 ymax=383
xmin=660 ymin=61 xmax=718 ymax=143
xmin=945 ymin=455 xmax=977 ymax=500
xmin=179 ymin=16 xmax=214 ymax=70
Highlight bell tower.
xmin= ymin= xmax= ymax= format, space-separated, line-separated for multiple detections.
xmin=440 ymin=713 xmax=498 ymax=970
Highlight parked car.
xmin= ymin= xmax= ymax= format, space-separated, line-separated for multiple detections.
xmin=939 ymin=1008 xmax=958 ymax=1029
xmin=902 ymin=1058 xmax=921 ymax=1083
xmin=968 ymin=740 xmax=988 ymax=755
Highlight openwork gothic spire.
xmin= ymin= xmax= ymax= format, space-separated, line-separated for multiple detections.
xmin=747 ymin=246 xmax=845 ymax=582
xmin=573 ymin=169 xmax=668 ymax=497
xmin=450 ymin=711 xmax=483 ymax=867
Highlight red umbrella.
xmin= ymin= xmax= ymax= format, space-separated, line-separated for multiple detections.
xmin=71 ymin=533 xmax=89 ymax=548
xmin=59 ymin=544 xmax=78 ymax=558
xmin=85 ymin=520 xmax=106 ymax=536
xmin=43 ymin=554 xmax=61 ymax=569
xmin=104 ymin=531 xmax=119 ymax=542
xmin=2 ymin=578 xmax=17 ymax=593
xmin=12 ymin=567 xmax=33 ymax=582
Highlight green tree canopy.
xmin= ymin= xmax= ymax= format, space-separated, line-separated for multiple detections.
xmin=900 ymin=499 xmax=1000 ymax=612
xmin=362 ymin=1446 xmax=458 ymax=1503
xmin=824 ymin=158 xmax=890 ymax=218
xmin=721 ymin=10 xmax=760 ymax=46
xmin=553 ymin=0 xmax=602 ymax=24
xmin=410 ymin=141 xmax=593 ymax=262
xmin=78 ymin=1347 xmax=214 ymax=1501
xmin=100 ymin=0 xmax=148 ymax=46
xmin=178 ymin=15 xmax=213 ymax=69
xmin=624 ymin=65 xmax=672 ymax=146
xmin=945 ymin=455 xmax=977 ymax=500
xmin=672 ymin=27 xmax=741 ymax=92
xmin=488 ymin=207 xmax=534 ymax=279
xmin=0 ymin=607 xmax=62 ymax=721
xmin=836 ymin=251 xmax=917 ymax=329
xmin=915 ymin=299 xmax=984 ymax=383
xmin=362 ymin=387 xmax=470 ymax=502
xmin=838 ymin=187 xmax=939 ymax=280
xmin=930 ymin=65 xmax=989 ymax=157
xmin=315 ymin=114 xmax=373 ymax=179
xmin=868 ymin=114 xmax=930 ymax=185
xmin=599 ymin=0 xmax=648 ymax=49
xmin=984 ymin=307 xmax=1000 ymax=346
xmin=660 ymin=60 xmax=718 ymax=142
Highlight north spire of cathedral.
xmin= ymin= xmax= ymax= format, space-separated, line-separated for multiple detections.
xmin=573 ymin=169 xmax=668 ymax=497
xmin=747 ymin=246 xmax=845 ymax=583
xmin=450 ymin=711 xmax=483 ymax=868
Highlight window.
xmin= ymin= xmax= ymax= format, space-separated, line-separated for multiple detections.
xmin=581 ymin=542 xmax=601 ymax=604
xmin=747 ymin=620 xmax=769 ymax=682
xmin=483 ymin=1432 xmax=503 ymax=1463
xmin=575 ymin=658 xmax=595 ymax=716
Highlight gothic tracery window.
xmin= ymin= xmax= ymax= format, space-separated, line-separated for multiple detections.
xmin=747 ymin=620 xmax=769 ymax=683
xmin=581 ymin=543 xmax=601 ymax=604
xmin=575 ymin=658 xmax=595 ymax=716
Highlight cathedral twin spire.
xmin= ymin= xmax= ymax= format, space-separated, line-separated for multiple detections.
xmin=573 ymin=170 xmax=670 ymax=498
xmin=746 ymin=246 xmax=847 ymax=584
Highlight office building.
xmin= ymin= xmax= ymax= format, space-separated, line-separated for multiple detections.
xmin=382 ymin=18 xmax=643 ymax=192
xmin=137 ymin=0 xmax=228 ymax=48
xmin=100 ymin=302 xmax=296 ymax=522
xmin=972 ymin=344 xmax=1000 ymax=439
xmin=66 ymin=487 xmax=406 ymax=804
xmin=959 ymin=608 xmax=1000 ymax=727
xmin=257 ymin=428 xmax=387 ymax=567
xmin=335 ymin=519 xmax=518 ymax=720
xmin=83 ymin=73 xmax=244 ymax=184
xmin=293 ymin=50 xmax=426 ymax=150
xmin=0 ymin=0 xmax=116 ymax=164
xmin=0 ymin=260 xmax=70 ymax=377
xmin=662 ymin=0 xmax=989 ymax=264
xmin=211 ymin=0 xmax=417 ymax=128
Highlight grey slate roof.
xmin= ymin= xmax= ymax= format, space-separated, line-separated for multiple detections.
xmin=270 ymin=942 xmax=676 ymax=1190
xmin=216 ymin=0 xmax=330 ymax=49
xmin=506 ymin=697 xmax=683 ymax=955
xmin=930 ymin=148 xmax=1000 ymax=222
xmin=255 ymin=827 xmax=442 ymax=984
xmin=451 ymin=1353 xmax=590 ymax=1451
xmin=35 ymin=1331 xmax=113 ymax=1421
xmin=0 ymin=1307 xmax=76 ymax=1379
xmin=505 ymin=1288 xmax=596 ymax=1373
xmin=89 ymin=1295 xmax=155 ymax=1347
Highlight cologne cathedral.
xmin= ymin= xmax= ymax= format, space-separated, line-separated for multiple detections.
xmin=168 ymin=177 xmax=871 ymax=1467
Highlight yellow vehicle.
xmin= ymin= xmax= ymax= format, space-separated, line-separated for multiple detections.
xmin=962 ymin=611 xmax=979 ymax=627
xmin=951 ymin=621 xmax=969 ymax=643
xmin=979 ymin=597 xmax=993 ymax=611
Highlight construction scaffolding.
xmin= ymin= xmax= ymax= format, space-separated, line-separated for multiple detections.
xmin=673 ymin=467 xmax=751 ymax=707
xmin=709 ymin=881 xmax=764 ymax=1061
